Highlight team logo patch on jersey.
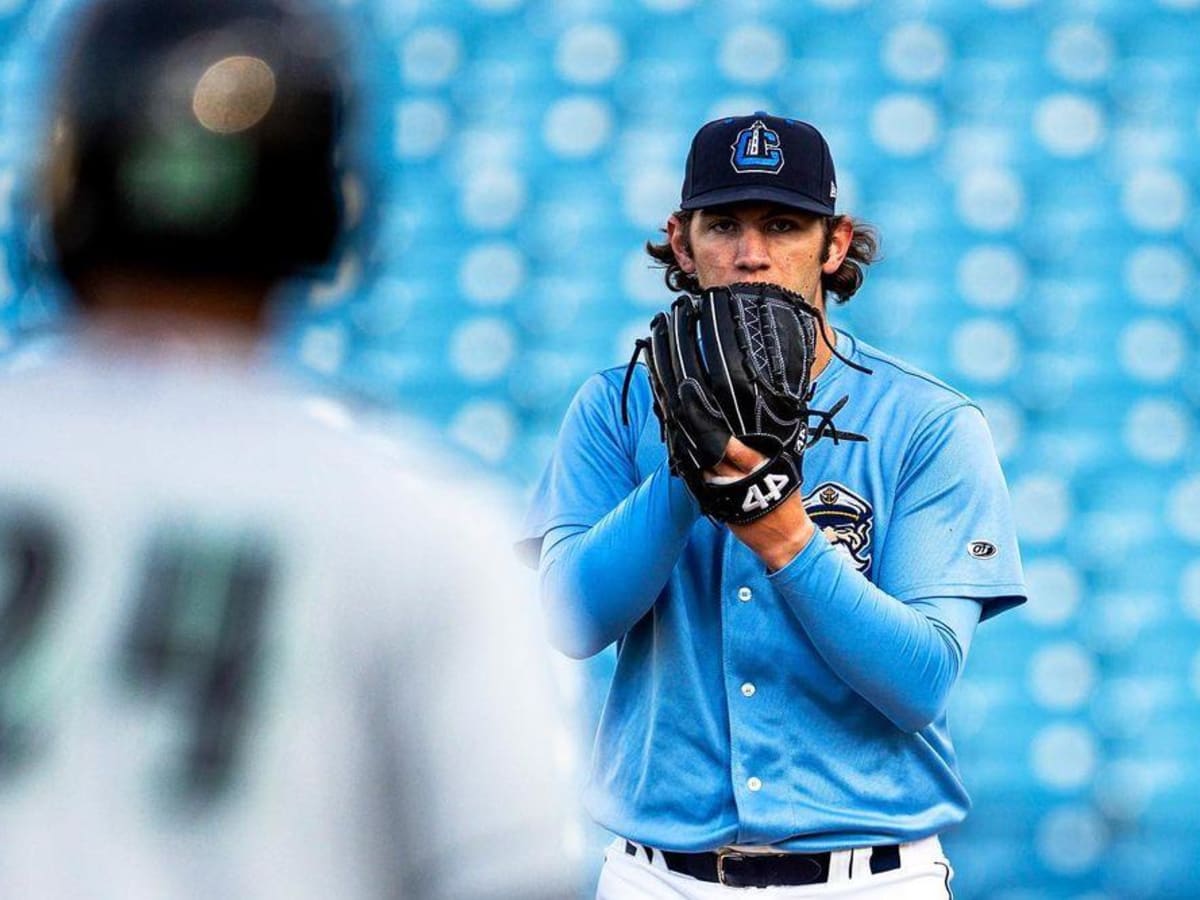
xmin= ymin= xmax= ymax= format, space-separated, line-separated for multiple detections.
xmin=803 ymin=482 xmax=873 ymax=575
xmin=731 ymin=119 xmax=785 ymax=174
xmin=968 ymin=540 xmax=998 ymax=559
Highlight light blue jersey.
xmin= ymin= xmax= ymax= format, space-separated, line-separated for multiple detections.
xmin=521 ymin=328 xmax=1026 ymax=854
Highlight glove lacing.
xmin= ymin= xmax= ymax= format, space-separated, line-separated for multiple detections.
xmin=805 ymin=392 xmax=868 ymax=447
xmin=620 ymin=337 xmax=651 ymax=427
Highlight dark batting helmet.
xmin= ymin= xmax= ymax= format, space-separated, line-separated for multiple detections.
xmin=45 ymin=0 xmax=350 ymax=284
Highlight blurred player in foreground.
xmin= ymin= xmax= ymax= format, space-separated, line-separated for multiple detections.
xmin=0 ymin=0 xmax=578 ymax=897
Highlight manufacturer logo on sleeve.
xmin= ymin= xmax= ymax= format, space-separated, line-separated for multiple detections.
xmin=968 ymin=540 xmax=998 ymax=559
xmin=731 ymin=119 xmax=785 ymax=174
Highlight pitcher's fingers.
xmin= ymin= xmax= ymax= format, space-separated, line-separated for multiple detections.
xmin=723 ymin=436 xmax=767 ymax=473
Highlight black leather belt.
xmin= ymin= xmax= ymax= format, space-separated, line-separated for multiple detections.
xmin=624 ymin=840 xmax=902 ymax=888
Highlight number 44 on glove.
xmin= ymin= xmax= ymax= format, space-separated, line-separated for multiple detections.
xmin=622 ymin=282 xmax=869 ymax=525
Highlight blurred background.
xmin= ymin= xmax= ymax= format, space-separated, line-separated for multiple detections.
xmin=2 ymin=0 xmax=1198 ymax=897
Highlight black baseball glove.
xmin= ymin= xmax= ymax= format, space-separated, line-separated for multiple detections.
xmin=623 ymin=282 xmax=821 ymax=524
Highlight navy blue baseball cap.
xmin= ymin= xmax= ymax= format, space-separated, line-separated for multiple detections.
xmin=680 ymin=112 xmax=838 ymax=215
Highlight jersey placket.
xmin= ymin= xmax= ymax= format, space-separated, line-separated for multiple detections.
xmin=720 ymin=537 xmax=790 ymax=844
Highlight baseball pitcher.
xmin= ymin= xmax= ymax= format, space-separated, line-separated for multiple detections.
xmin=521 ymin=112 xmax=1028 ymax=898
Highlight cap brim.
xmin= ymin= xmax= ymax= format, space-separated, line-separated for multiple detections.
xmin=680 ymin=185 xmax=835 ymax=216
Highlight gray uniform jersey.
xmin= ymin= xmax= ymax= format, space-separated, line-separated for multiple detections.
xmin=0 ymin=343 xmax=576 ymax=899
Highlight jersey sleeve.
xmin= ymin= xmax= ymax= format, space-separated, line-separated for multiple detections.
xmin=875 ymin=403 xmax=1027 ymax=621
xmin=516 ymin=370 xmax=642 ymax=566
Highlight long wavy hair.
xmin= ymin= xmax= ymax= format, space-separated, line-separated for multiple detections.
xmin=644 ymin=211 xmax=881 ymax=303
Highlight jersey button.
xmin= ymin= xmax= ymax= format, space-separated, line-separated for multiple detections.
xmin=737 ymin=587 xmax=752 ymax=602
xmin=741 ymin=682 xmax=756 ymax=698
xmin=747 ymin=777 xmax=763 ymax=792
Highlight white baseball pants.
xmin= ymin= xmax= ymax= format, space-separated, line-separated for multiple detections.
xmin=596 ymin=836 xmax=954 ymax=899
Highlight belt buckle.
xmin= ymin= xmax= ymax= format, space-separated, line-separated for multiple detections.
xmin=715 ymin=848 xmax=747 ymax=887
